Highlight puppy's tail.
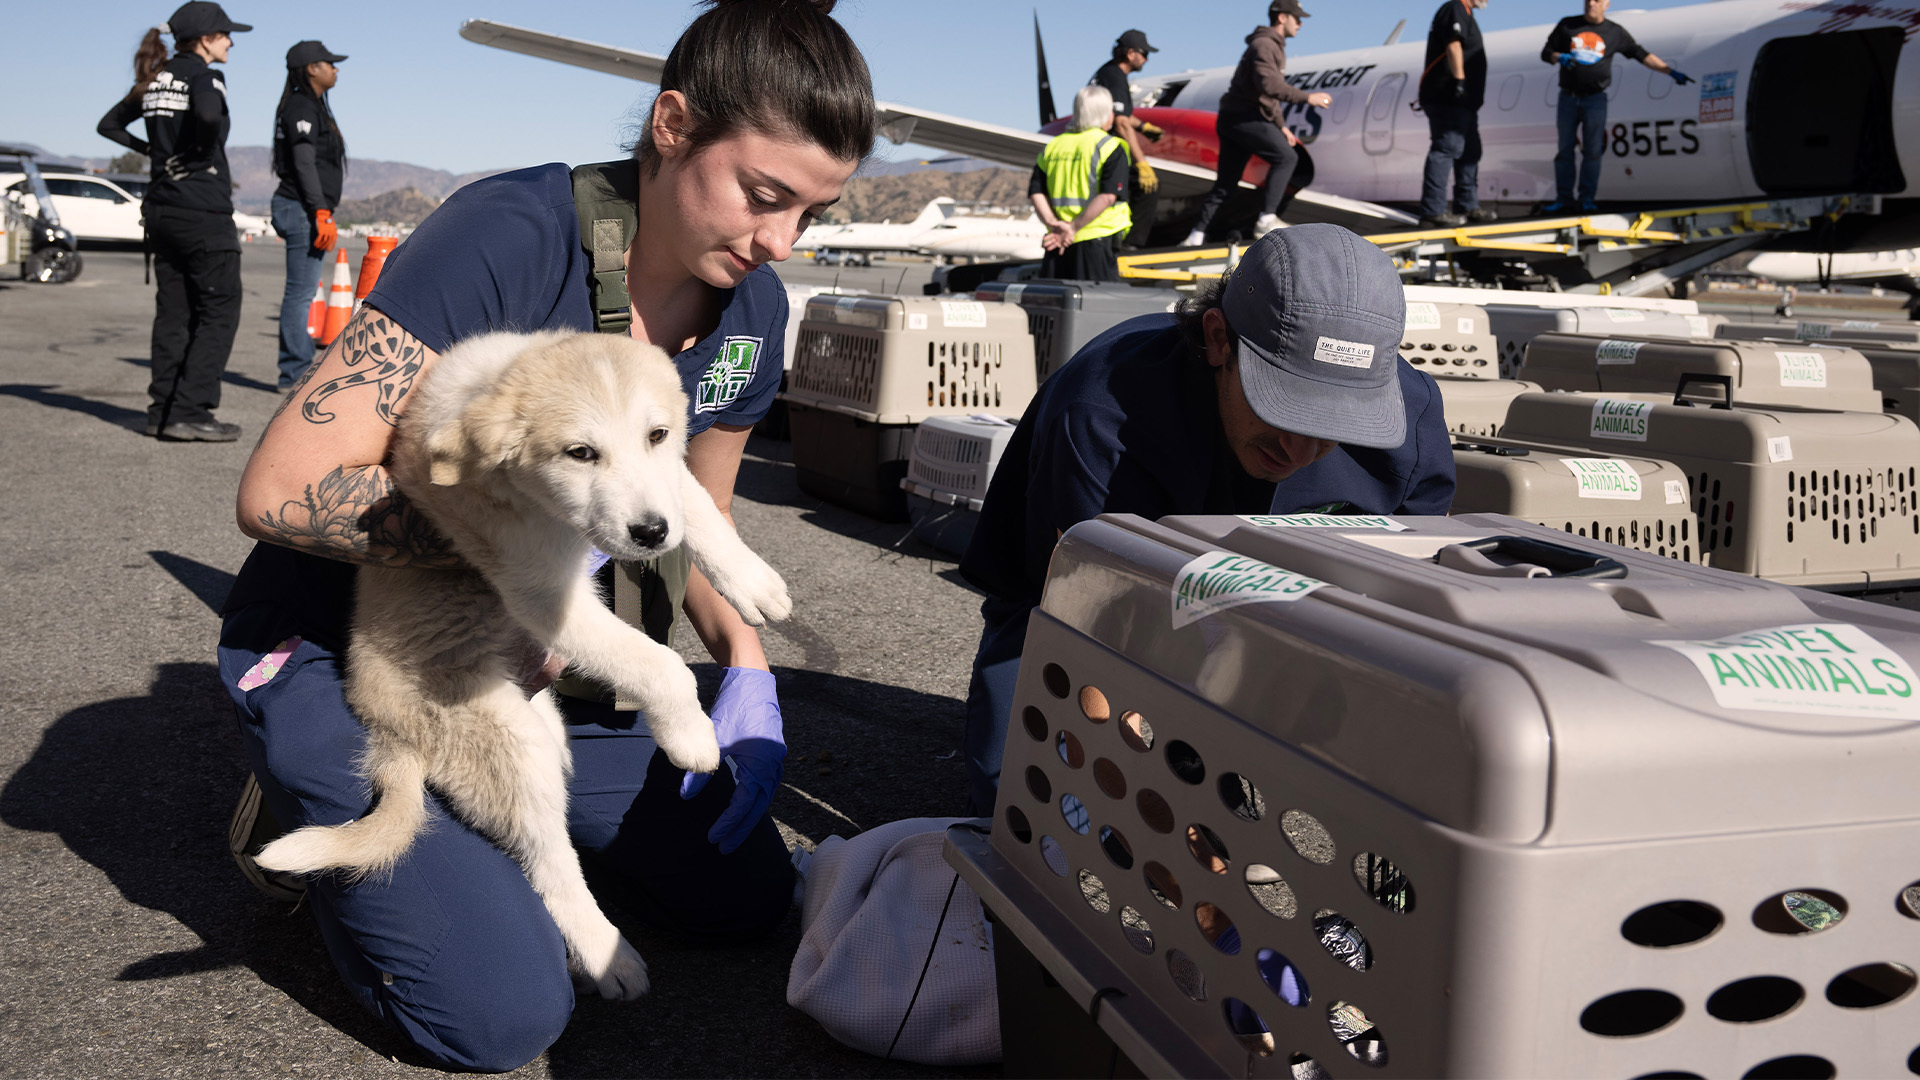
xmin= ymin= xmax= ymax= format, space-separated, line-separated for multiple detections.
xmin=254 ymin=751 xmax=429 ymax=883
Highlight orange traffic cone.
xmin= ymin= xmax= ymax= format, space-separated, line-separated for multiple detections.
xmin=353 ymin=235 xmax=399 ymax=308
xmin=319 ymin=248 xmax=353 ymax=346
xmin=304 ymin=277 xmax=326 ymax=339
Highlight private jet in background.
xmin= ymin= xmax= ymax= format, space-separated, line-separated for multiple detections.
xmin=463 ymin=0 xmax=1920 ymax=251
xmin=1748 ymin=248 xmax=1920 ymax=295
xmin=793 ymin=196 xmax=1047 ymax=264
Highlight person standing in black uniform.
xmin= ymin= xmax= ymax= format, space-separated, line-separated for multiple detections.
xmin=1090 ymin=29 xmax=1160 ymax=250
xmin=1540 ymin=0 xmax=1689 ymax=213
xmin=97 ymin=1 xmax=252 ymax=441
xmin=1183 ymin=0 xmax=1332 ymax=245
xmin=1417 ymin=0 xmax=1492 ymax=228
xmin=271 ymin=40 xmax=348 ymax=391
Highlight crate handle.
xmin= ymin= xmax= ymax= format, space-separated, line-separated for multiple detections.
xmin=1671 ymin=372 xmax=1734 ymax=410
xmin=1443 ymin=535 xmax=1629 ymax=579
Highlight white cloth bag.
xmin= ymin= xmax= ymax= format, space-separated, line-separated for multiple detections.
xmin=786 ymin=816 xmax=1000 ymax=1065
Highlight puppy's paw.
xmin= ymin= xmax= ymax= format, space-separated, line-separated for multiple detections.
xmin=649 ymin=703 xmax=722 ymax=774
xmin=705 ymin=555 xmax=792 ymax=626
xmin=570 ymin=933 xmax=650 ymax=1001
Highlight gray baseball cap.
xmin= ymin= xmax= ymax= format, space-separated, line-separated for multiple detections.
xmin=1220 ymin=224 xmax=1407 ymax=449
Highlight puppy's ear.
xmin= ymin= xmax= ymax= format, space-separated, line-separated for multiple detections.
xmin=425 ymin=383 xmax=527 ymax=487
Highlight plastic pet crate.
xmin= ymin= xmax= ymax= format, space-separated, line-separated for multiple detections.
xmin=1485 ymin=304 xmax=1718 ymax=379
xmin=782 ymin=294 xmax=1037 ymax=521
xmin=1434 ymin=378 xmax=1540 ymax=438
xmin=947 ymin=511 xmax=1920 ymax=1078
xmin=1519 ymin=333 xmax=1882 ymax=413
xmin=1858 ymin=344 xmax=1920 ymax=427
xmin=1491 ymin=391 xmax=1920 ymax=593
xmin=1718 ymin=320 xmax=1920 ymax=350
xmin=1451 ymin=443 xmax=1701 ymax=562
xmin=977 ymin=279 xmax=1181 ymax=382
xmin=899 ymin=414 xmax=1017 ymax=556
xmin=1399 ymin=301 xmax=1500 ymax=379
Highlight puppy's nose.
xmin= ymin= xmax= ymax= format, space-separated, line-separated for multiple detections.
xmin=628 ymin=517 xmax=668 ymax=548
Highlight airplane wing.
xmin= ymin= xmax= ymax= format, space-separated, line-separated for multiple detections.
xmin=459 ymin=19 xmax=1416 ymax=231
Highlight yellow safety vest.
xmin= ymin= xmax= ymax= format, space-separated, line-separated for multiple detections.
xmin=1036 ymin=128 xmax=1133 ymax=243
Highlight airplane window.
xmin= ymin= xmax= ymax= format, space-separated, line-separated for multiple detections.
xmin=1647 ymin=64 xmax=1672 ymax=101
xmin=1330 ymin=90 xmax=1354 ymax=125
xmin=1496 ymin=74 xmax=1523 ymax=112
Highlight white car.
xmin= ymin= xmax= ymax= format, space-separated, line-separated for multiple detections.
xmin=1 ymin=172 xmax=144 ymax=243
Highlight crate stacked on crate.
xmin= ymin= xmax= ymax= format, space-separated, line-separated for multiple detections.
xmin=1717 ymin=321 xmax=1920 ymax=426
xmin=949 ymin=511 xmax=1920 ymax=1078
xmin=781 ymin=293 xmax=1036 ymax=520
xmin=1451 ymin=442 xmax=1702 ymax=562
xmin=1434 ymin=378 xmax=1541 ymax=438
xmin=1400 ymin=300 xmax=1500 ymax=379
xmin=1518 ymin=333 xmax=1883 ymax=413
xmin=1485 ymin=303 xmax=1718 ymax=378
xmin=1489 ymin=390 xmax=1920 ymax=597
xmin=898 ymin=414 xmax=1018 ymax=556
xmin=976 ymin=279 xmax=1180 ymax=382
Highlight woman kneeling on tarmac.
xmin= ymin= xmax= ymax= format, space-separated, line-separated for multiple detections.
xmin=218 ymin=0 xmax=872 ymax=1069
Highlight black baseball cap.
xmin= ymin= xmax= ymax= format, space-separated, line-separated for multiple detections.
xmin=165 ymin=2 xmax=251 ymax=40
xmin=1117 ymin=29 xmax=1158 ymax=54
xmin=287 ymin=40 xmax=348 ymax=67
xmin=1269 ymin=0 xmax=1312 ymax=18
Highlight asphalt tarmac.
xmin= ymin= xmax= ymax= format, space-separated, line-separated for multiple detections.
xmin=0 ymin=243 xmax=997 ymax=1078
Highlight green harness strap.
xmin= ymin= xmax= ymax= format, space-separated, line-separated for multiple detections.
xmin=554 ymin=159 xmax=692 ymax=706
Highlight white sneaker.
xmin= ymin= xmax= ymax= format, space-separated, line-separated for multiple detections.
xmin=1253 ymin=214 xmax=1287 ymax=237
xmin=1182 ymin=229 xmax=1207 ymax=247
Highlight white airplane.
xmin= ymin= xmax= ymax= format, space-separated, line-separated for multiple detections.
xmin=461 ymin=0 xmax=1920 ymax=248
xmin=792 ymin=196 xmax=1046 ymax=263
xmin=1747 ymin=248 xmax=1920 ymax=294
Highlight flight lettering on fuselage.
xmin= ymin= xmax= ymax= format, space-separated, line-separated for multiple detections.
xmin=1277 ymin=65 xmax=1376 ymax=141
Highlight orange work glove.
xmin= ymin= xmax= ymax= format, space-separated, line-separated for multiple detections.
xmin=311 ymin=208 xmax=337 ymax=252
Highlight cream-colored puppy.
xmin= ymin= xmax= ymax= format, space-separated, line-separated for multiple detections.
xmin=256 ymin=331 xmax=791 ymax=1001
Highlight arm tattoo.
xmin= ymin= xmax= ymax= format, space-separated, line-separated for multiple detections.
xmin=299 ymin=313 xmax=428 ymax=427
xmin=253 ymin=465 xmax=462 ymax=568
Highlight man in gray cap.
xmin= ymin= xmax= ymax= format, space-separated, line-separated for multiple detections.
xmin=957 ymin=224 xmax=1455 ymax=813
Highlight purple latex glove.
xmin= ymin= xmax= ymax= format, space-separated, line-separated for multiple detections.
xmin=679 ymin=667 xmax=785 ymax=853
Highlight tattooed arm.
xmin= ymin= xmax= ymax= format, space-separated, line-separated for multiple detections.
xmin=236 ymin=306 xmax=460 ymax=568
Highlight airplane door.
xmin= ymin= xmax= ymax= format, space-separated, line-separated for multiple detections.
xmin=1747 ymin=27 xmax=1906 ymax=195
xmin=1363 ymin=73 xmax=1406 ymax=156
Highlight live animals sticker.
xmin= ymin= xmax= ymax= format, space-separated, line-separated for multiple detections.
xmin=1604 ymin=308 xmax=1646 ymax=322
xmin=1590 ymin=398 xmax=1653 ymax=441
xmin=1404 ymin=302 xmax=1440 ymax=330
xmin=1776 ymin=351 xmax=1828 ymax=388
xmin=1596 ymin=340 xmax=1644 ymax=365
xmin=1562 ymin=458 xmax=1642 ymax=500
xmin=1241 ymin=514 xmax=1410 ymax=531
xmin=940 ymin=301 xmax=986 ymax=328
xmin=1172 ymin=551 xmax=1329 ymax=629
xmin=1652 ymin=623 xmax=1920 ymax=720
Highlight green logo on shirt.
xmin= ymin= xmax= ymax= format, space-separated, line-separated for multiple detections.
xmin=698 ymin=337 xmax=761 ymax=413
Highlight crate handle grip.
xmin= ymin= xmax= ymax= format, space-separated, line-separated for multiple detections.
xmin=1672 ymin=372 xmax=1734 ymax=410
xmin=1443 ymin=535 xmax=1629 ymax=579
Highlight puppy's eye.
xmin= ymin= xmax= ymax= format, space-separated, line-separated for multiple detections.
xmin=648 ymin=427 xmax=669 ymax=446
xmin=564 ymin=444 xmax=599 ymax=462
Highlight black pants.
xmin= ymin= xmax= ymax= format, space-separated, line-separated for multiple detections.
xmin=1191 ymin=111 xmax=1298 ymax=240
xmin=1124 ymin=163 xmax=1159 ymax=248
xmin=1039 ymin=233 xmax=1119 ymax=282
xmin=145 ymin=205 xmax=242 ymax=428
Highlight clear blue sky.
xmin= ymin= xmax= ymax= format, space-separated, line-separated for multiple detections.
xmin=27 ymin=0 xmax=1698 ymax=174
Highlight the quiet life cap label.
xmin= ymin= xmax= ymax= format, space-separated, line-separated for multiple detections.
xmin=1171 ymin=551 xmax=1330 ymax=629
xmin=1653 ymin=623 xmax=1920 ymax=721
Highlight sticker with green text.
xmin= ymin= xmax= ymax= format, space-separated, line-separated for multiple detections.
xmin=1240 ymin=514 xmax=1409 ymax=531
xmin=1652 ymin=623 xmax=1920 ymax=720
xmin=1171 ymin=551 xmax=1329 ymax=629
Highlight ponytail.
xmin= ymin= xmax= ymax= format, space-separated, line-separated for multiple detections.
xmin=127 ymin=26 xmax=169 ymax=99
xmin=633 ymin=0 xmax=874 ymax=175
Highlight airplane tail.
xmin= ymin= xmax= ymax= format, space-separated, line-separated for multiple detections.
xmin=1035 ymin=12 xmax=1057 ymax=127
xmin=253 ymin=750 xmax=429 ymax=882
xmin=911 ymin=198 xmax=957 ymax=229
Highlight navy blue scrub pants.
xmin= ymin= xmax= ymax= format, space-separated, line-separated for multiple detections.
xmin=1420 ymin=102 xmax=1482 ymax=218
xmin=962 ymin=595 xmax=1034 ymax=816
xmin=218 ymin=603 xmax=792 ymax=1073
xmin=1555 ymin=90 xmax=1609 ymax=205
